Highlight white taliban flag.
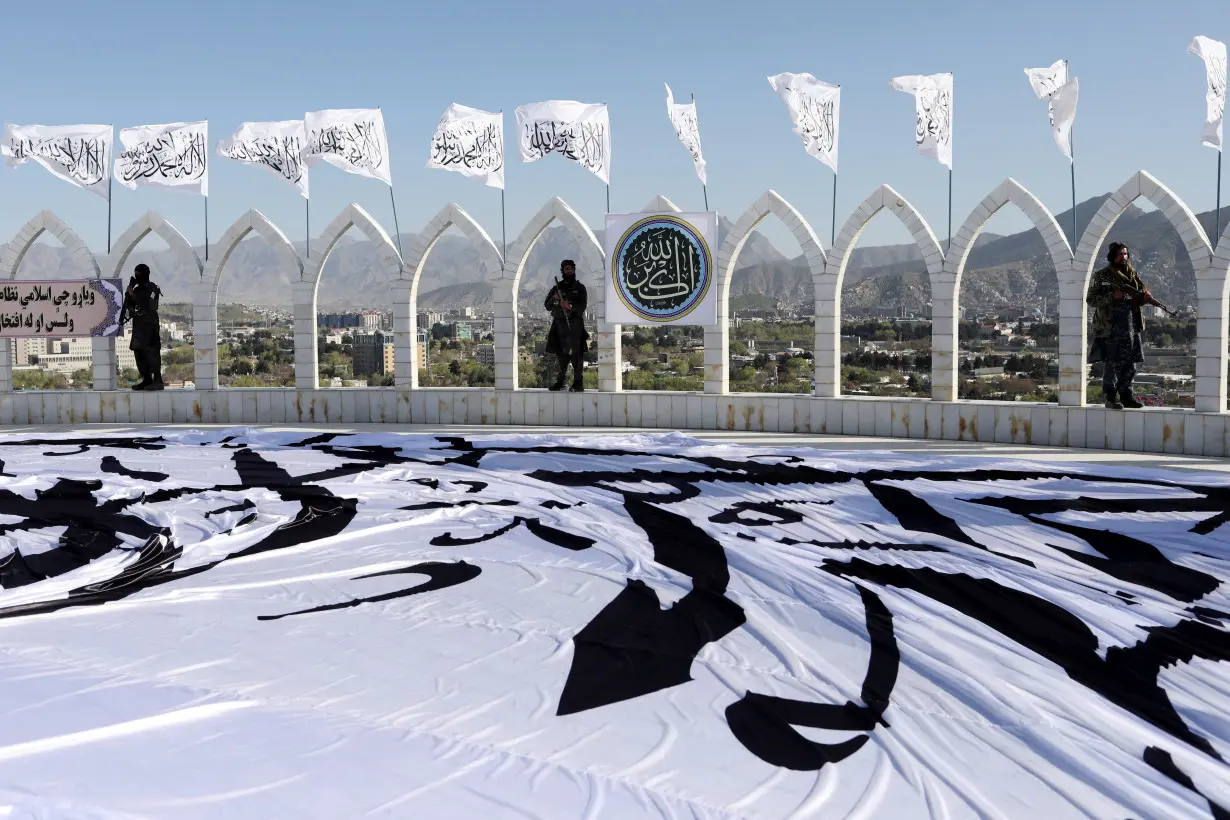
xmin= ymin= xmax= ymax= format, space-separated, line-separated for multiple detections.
xmin=217 ymin=120 xmax=309 ymax=198
xmin=114 ymin=121 xmax=208 ymax=195
xmin=1024 ymin=61 xmax=1079 ymax=161
xmin=890 ymin=73 xmax=953 ymax=170
xmin=426 ymin=104 xmax=504 ymax=189
xmin=664 ymin=84 xmax=707 ymax=184
xmin=515 ymin=100 xmax=610 ymax=184
xmin=304 ymin=108 xmax=392 ymax=186
xmin=1188 ymin=35 xmax=1227 ymax=150
xmin=1 ymin=123 xmax=112 ymax=200
xmin=766 ymin=72 xmax=840 ymax=173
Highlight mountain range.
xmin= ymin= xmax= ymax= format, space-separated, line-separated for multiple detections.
xmin=12 ymin=196 xmax=1228 ymax=316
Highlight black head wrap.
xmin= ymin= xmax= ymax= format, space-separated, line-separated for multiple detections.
xmin=1107 ymin=242 xmax=1128 ymax=264
xmin=560 ymin=259 xmax=576 ymax=273
xmin=134 ymin=263 xmax=151 ymax=283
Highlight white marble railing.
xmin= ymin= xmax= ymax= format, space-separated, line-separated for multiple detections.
xmin=0 ymin=169 xmax=1226 ymax=433
xmin=0 ymin=388 xmax=1224 ymax=457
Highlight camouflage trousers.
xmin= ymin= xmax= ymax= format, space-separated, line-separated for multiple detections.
xmin=1096 ymin=302 xmax=1144 ymax=398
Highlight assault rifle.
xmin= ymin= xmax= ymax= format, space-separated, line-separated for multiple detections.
xmin=1117 ymin=283 xmax=1177 ymax=318
xmin=551 ymin=277 xmax=571 ymax=331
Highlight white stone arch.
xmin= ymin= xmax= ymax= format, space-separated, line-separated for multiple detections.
xmin=818 ymin=185 xmax=943 ymax=398
xmin=494 ymin=197 xmax=604 ymax=391
xmin=196 ymin=210 xmax=302 ymax=391
xmin=934 ymin=178 xmax=1073 ymax=401
xmin=1061 ymin=171 xmax=1212 ymax=407
xmin=108 ymin=211 xmax=203 ymax=280
xmin=399 ymin=203 xmax=502 ymax=388
xmin=703 ymin=190 xmax=825 ymax=394
xmin=301 ymin=204 xmax=402 ymax=389
xmin=0 ymin=212 xmax=102 ymax=392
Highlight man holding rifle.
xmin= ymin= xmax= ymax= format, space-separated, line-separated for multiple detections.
xmin=1086 ymin=241 xmax=1166 ymax=409
xmin=120 ymin=263 xmax=164 ymax=391
xmin=543 ymin=259 xmax=588 ymax=392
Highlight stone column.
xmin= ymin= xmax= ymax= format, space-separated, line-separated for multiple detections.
xmin=290 ymin=281 xmax=318 ymax=390
xmin=393 ymin=291 xmax=416 ymax=388
xmin=928 ymin=272 xmax=959 ymax=401
xmin=1194 ymin=269 xmax=1229 ymax=413
xmin=1056 ymin=277 xmax=1087 ymax=406
xmin=812 ymin=281 xmax=840 ymax=397
xmin=91 ymin=337 xmax=117 ymax=391
xmin=192 ymin=284 xmax=218 ymax=391
xmin=493 ymin=278 xmax=517 ymax=390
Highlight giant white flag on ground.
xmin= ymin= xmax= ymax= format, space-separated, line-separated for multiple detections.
xmin=604 ymin=210 xmax=718 ymax=325
xmin=1188 ymin=35 xmax=1227 ymax=151
xmin=304 ymin=108 xmax=392 ymax=186
xmin=664 ymin=84 xmax=707 ymax=184
xmin=0 ymin=429 xmax=1226 ymax=818
xmin=766 ymin=72 xmax=840 ymax=173
xmin=515 ymin=100 xmax=610 ymax=184
xmin=426 ymin=104 xmax=504 ymax=189
xmin=217 ymin=120 xmax=309 ymax=198
xmin=890 ymin=73 xmax=953 ymax=170
xmin=1 ymin=124 xmax=112 ymax=200
xmin=114 ymin=121 xmax=209 ymax=196
xmin=1024 ymin=60 xmax=1079 ymax=161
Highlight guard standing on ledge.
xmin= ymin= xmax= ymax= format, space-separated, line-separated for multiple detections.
xmin=543 ymin=259 xmax=588 ymax=392
xmin=122 ymin=263 xmax=164 ymax=391
xmin=1087 ymin=242 xmax=1156 ymax=410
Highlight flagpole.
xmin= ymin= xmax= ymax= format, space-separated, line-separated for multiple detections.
xmin=388 ymin=186 xmax=404 ymax=258
xmin=606 ymin=184 xmax=611 ymax=214
xmin=500 ymin=187 xmax=507 ymax=259
xmin=831 ymin=173 xmax=837 ymax=247
xmin=306 ymin=198 xmax=311 ymax=257
xmin=204 ymin=195 xmax=209 ymax=262
xmin=1217 ymin=150 xmax=1223 ymax=244
xmin=692 ymin=92 xmax=709 ymax=211
xmin=106 ymin=176 xmax=113 ymax=254
xmin=1070 ymin=133 xmax=1078 ymax=246
xmin=947 ymin=168 xmax=953 ymax=252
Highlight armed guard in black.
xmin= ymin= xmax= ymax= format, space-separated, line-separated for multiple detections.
xmin=543 ymin=259 xmax=589 ymax=392
xmin=121 ymin=263 xmax=164 ymax=391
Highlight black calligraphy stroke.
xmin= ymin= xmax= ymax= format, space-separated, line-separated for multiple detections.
xmin=0 ymin=431 xmax=1224 ymax=812
xmin=258 ymin=561 xmax=481 ymax=622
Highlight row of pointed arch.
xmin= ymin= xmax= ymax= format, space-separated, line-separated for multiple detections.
xmin=1 ymin=171 xmax=1228 ymax=409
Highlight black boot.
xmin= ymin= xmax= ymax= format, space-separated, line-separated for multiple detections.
xmin=148 ymin=378 xmax=165 ymax=391
xmin=548 ymin=381 xmax=565 ymax=392
xmin=1119 ymin=391 xmax=1143 ymax=409
xmin=570 ymin=383 xmax=584 ymax=393
xmin=1104 ymin=396 xmax=1123 ymax=410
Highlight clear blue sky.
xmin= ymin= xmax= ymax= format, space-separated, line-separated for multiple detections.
xmin=1 ymin=0 xmax=1226 ymax=257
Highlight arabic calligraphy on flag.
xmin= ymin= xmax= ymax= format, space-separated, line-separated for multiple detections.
xmin=1 ymin=124 xmax=113 ymax=200
xmin=426 ymin=104 xmax=504 ymax=189
xmin=890 ymin=73 xmax=953 ymax=170
xmin=217 ymin=120 xmax=309 ymax=198
xmin=0 ymin=279 xmax=124 ymax=338
xmin=304 ymin=108 xmax=392 ymax=186
xmin=766 ymin=72 xmax=840 ymax=173
xmin=604 ymin=211 xmax=718 ymax=325
xmin=1189 ymin=35 xmax=1227 ymax=151
xmin=114 ymin=121 xmax=209 ymax=195
xmin=1023 ymin=60 xmax=1079 ymax=161
xmin=664 ymin=84 xmax=707 ymax=184
xmin=515 ymin=100 xmax=610 ymax=184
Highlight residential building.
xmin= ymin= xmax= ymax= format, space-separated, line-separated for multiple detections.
xmin=353 ymin=330 xmax=394 ymax=376
xmin=318 ymin=312 xmax=362 ymax=329
xmin=475 ymin=344 xmax=495 ymax=366
xmin=361 ymin=312 xmax=382 ymax=331
xmin=417 ymin=311 xmax=444 ymax=330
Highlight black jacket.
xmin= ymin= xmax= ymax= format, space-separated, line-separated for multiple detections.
xmin=544 ymin=279 xmax=588 ymax=357
xmin=123 ymin=279 xmax=162 ymax=350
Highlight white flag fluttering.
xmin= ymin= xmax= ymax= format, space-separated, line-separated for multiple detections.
xmin=890 ymin=73 xmax=953 ymax=170
xmin=217 ymin=120 xmax=309 ymax=198
xmin=426 ymin=104 xmax=504 ymax=189
xmin=1 ymin=124 xmax=112 ymax=200
xmin=1024 ymin=60 xmax=1079 ymax=161
xmin=114 ymin=121 xmax=208 ymax=196
xmin=1188 ymin=35 xmax=1227 ymax=151
xmin=766 ymin=72 xmax=840 ymax=173
xmin=664 ymin=84 xmax=707 ymax=184
xmin=515 ymin=100 xmax=610 ymax=184
xmin=304 ymin=108 xmax=392 ymax=186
